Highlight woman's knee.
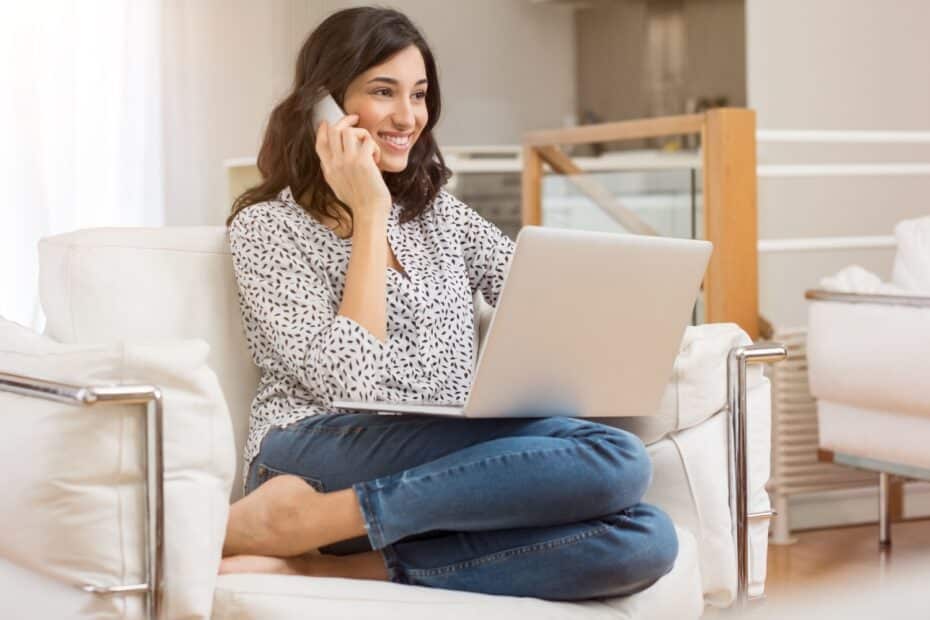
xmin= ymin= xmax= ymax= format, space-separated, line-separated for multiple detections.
xmin=585 ymin=423 xmax=653 ymax=503
xmin=626 ymin=503 xmax=678 ymax=581
xmin=578 ymin=504 xmax=678 ymax=599
xmin=556 ymin=504 xmax=679 ymax=600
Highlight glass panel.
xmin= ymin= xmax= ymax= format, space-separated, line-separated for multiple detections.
xmin=541 ymin=167 xmax=699 ymax=239
xmin=541 ymin=166 xmax=705 ymax=324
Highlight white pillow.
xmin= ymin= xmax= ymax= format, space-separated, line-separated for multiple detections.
xmin=0 ymin=318 xmax=236 ymax=619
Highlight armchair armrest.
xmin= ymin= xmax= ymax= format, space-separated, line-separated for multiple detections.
xmin=805 ymin=289 xmax=930 ymax=307
xmin=0 ymin=372 xmax=164 ymax=620
xmin=727 ymin=343 xmax=787 ymax=607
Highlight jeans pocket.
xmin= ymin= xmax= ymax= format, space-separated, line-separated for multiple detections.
xmin=254 ymin=462 xmax=327 ymax=492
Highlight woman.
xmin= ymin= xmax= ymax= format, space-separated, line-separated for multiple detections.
xmin=222 ymin=6 xmax=678 ymax=601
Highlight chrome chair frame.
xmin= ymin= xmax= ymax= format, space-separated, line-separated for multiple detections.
xmin=0 ymin=341 xmax=786 ymax=617
xmin=0 ymin=372 xmax=164 ymax=619
xmin=727 ymin=343 xmax=788 ymax=607
xmin=806 ymin=289 xmax=930 ymax=548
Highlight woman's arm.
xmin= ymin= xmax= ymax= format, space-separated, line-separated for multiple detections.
xmin=338 ymin=214 xmax=388 ymax=342
xmin=315 ymin=114 xmax=392 ymax=342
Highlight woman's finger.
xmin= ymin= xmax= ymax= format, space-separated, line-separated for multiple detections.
xmin=334 ymin=113 xmax=359 ymax=130
xmin=369 ymin=136 xmax=381 ymax=165
xmin=335 ymin=115 xmax=360 ymax=159
xmin=359 ymin=131 xmax=381 ymax=165
xmin=343 ymin=125 xmax=360 ymax=160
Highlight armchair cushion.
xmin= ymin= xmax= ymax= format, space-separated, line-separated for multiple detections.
xmin=0 ymin=318 xmax=236 ymax=619
xmin=211 ymin=527 xmax=702 ymax=620
xmin=38 ymin=227 xmax=259 ymax=499
xmin=817 ymin=400 xmax=930 ymax=470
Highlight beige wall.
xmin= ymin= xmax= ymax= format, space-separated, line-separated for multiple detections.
xmin=575 ymin=0 xmax=745 ymax=150
xmin=161 ymin=0 xmax=306 ymax=226
xmin=160 ymin=0 xmax=576 ymax=226
xmin=747 ymin=0 xmax=930 ymax=327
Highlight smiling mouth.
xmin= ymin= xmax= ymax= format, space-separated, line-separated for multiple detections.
xmin=378 ymin=133 xmax=413 ymax=150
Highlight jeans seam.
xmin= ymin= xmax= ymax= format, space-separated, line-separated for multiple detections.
xmin=403 ymin=524 xmax=613 ymax=577
xmin=355 ymin=483 xmax=387 ymax=550
xmin=378 ymin=545 xmax=409 ymax=584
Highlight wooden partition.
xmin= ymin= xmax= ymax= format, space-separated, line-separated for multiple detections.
xmin=522 ymin=108 xmax=759 ymax=339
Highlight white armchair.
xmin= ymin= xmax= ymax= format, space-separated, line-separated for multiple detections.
xmin=0 ymin=227 xmax=785 ymax=619
xmin=806 ymin=289 xmax=930 ymax=546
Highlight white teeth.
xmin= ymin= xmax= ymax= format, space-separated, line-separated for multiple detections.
xmin=379 ymin=133 xmax=410 ymax=146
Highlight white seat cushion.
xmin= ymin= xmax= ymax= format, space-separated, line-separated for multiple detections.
xmin=818 ymin=400 xmax=930 ymax=470
xmin=0 ymin=318 xmax=236 ymax=619
xmin=212 ymin=527 xmax=702 ymax=620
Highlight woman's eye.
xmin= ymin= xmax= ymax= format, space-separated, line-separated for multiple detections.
xmin=373 ymin=88 xmax=427 ymax=100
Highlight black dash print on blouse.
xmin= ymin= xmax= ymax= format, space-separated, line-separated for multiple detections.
xmin=227 ymin=187 xmax=515 ymax=485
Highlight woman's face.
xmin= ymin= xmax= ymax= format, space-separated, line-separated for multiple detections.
xmin=342 ymin=44 xmax=429 ymax=173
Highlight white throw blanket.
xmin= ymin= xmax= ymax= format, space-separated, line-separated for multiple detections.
xmin=892 ymin=215 xmax=930 ymax=293
xmin=820 ymin=215 xmax=930 ymax=295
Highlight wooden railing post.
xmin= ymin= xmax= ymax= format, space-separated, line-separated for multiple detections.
xmin=702 ymin=108 xmax=759 ymax=339
xmin=521 ymin=145 xmax=543 ymax=226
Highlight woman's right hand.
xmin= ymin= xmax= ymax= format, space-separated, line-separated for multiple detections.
xmin=314 ymin=114 xmax=391 ymax=225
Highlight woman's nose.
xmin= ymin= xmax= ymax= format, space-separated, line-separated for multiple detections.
xmin=391 ymin=97 xmax=416 ymax=128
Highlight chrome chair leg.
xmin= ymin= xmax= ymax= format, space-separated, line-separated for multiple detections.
xmin=878 ymin=472 xmax=892 ymax=548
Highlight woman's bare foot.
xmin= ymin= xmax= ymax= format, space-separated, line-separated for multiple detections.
xmin=223 ymin=474 xmax=368 ymax=558
xmin=219 ymin=551 xmax=389 ymax=581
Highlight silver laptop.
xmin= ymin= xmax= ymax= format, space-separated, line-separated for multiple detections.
xmin=332 ymin=226 xmax=712 ymax=418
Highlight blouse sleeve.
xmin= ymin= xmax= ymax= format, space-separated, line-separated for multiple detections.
xmin=442 ymin=191 xmax=516 ymax=307
xmin=228 ymin=205 xmax=386 ymax=403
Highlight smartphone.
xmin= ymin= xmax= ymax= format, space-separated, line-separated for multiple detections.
xmin=312 ymin=92 xmax=346 ymax=132
xmin=312 ymin=91 xmax=379 ymax=163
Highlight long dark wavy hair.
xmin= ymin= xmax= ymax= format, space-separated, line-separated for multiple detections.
xmin=226 ymin=6 xmax=452 ymax=229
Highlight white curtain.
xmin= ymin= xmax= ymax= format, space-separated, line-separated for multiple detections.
xmin=0 ymin=0 xmax=164 ymax=330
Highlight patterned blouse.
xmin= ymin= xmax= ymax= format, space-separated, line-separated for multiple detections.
xmin=227 ymin=186 xmax=515 ymax=471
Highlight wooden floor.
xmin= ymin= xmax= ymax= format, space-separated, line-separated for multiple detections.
xmin=706 ymin=518 xmax=930 ymax=617
xmin=765 ymin=518 xmax=930 ymax=599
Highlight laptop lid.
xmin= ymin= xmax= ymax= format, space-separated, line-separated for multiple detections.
xmin=463 ymin=226 xmax=712 ymax=418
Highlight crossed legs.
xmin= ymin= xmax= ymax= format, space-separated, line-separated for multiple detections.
xmin=220 ymin=413 xmax=677 ymax=600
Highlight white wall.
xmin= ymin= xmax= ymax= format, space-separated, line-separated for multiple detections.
xmin=161 ymin=0 xmax=576 ymax=226
xmin=747 ymin=0 xmax=930 ymax=327
xmin=161 ymin=0 xmax=307 ymax=226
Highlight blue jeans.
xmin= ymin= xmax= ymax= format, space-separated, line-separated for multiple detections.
xmin=246 ymin=413 xmax=678 ymax=601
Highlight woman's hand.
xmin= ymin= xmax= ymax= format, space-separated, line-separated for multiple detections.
xmin=314 ymin=114 xmax=391 ymax=225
